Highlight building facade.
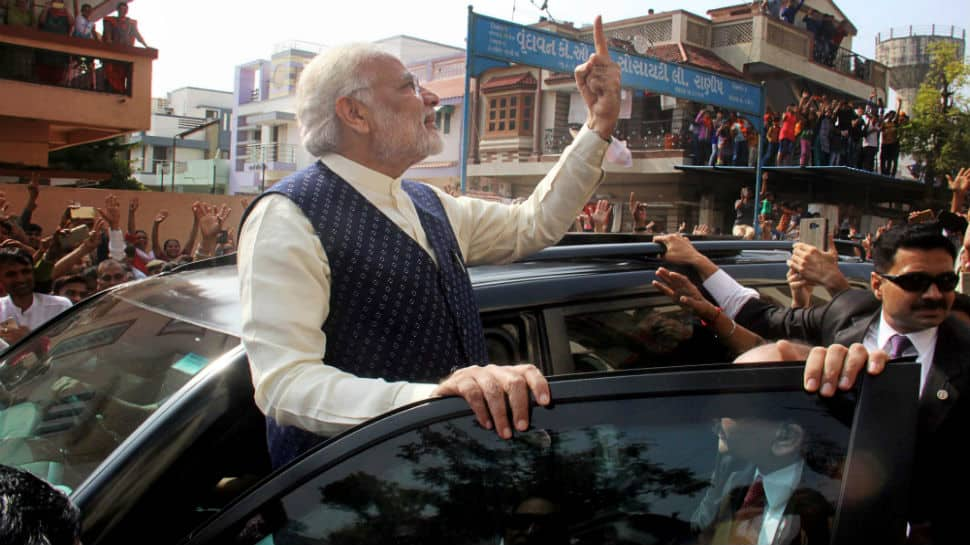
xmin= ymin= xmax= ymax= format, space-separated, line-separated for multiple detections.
xmin=128 ymin=87 xmax=233 ymax=193
xmin=466 ymin=1 xmax=891 ymax=231
xmin=228 ymin=37 xmax=465 ymax=194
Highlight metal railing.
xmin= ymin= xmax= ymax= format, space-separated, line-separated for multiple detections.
xmin=151 ymin=160 xmax=187 ymax=174
xmin=878 ymin=25 xmax=966 ymax=42
xmin=246 ymin=142 xmax=296 ymax=164
xmin=544 ymin=120 xmax=688 ymax=154
xmin=0 ymin=41 xmax=132 ymax=95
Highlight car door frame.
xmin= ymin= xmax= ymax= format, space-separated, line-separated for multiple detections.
xmin=180 ymin=361 xmax=920 ymax=545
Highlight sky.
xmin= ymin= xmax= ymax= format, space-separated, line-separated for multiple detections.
xmin=131 ymin=0 xmax=970 ymax=97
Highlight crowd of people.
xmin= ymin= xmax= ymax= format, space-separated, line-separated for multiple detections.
xmin=0 ymin=180 xmax=235 ymax=348
xmin=760 ymin=0 xmax=855 ymax=70
xmin=0 ymin=0 xmax=148 ymax=91
xmin=688 ymin=90 xmax=908 ymax=177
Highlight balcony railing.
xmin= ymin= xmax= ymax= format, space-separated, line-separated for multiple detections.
xmin=151 ymin=159 xmax=187 ymax=174
xmin=0 ymin=41 xmax=133 ymax=95
xmin=246 ymin=142 xmax=296 ymax=164
xmin=544 ymin=120 xmax=687 ymax=154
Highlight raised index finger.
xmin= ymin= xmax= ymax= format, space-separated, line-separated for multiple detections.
xmin=592 ymin=15 xmax=608 ymax=57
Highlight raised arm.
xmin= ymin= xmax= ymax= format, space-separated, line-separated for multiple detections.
xmin=946 ymin=167 xmax=969 ymax=215
xmin=19 ymin=178 xmax=39 ymax=229
xmin=150 ymin=209 xmax=167 ymax=258
xmin=182 ymin=201 xmax=201 ymax=255
xmin=127 ymin=197 xmax=139 ymax=235
xmin=653 ymin=267 xmax=764 ymax=355
xmin=52 ymin=219 xmax=105 ymax=279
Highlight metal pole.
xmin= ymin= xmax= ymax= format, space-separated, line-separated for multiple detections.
xmin=459 ymin=5 xmax=474 ymax=194
xmin=170 ymin=136 xmax=177 ymax=192
xmin=753 ymin=82 xmax=767 ymax=236
xmin=211 ymin=160 xmax=216 ymax=194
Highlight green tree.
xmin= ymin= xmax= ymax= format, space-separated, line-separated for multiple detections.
xmin=898 ymin=41 xmax=970 ymax=183
xmin=48 ymin=137 xmax=145 ymax=190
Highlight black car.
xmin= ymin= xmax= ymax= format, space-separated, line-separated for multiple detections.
xmin=0 ymin=238 xmax=915 ymax=544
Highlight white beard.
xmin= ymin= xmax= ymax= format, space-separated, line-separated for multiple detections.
xmin=369 ymin=102 xmax=443 ymax=166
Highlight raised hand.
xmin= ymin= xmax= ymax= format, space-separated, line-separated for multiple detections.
xmin=946 ymin=167 xmax=970 ymax=193
xmin=574 ymin=16 xmax=621 ymax=140
xmin=196 ymin=203 xmax=232 ymax=239
xmin=0 ymin=192 xmax=10 ymax=222
xmin=154 ymin=210 xmax=169 ymax=224
xmin=590 ymin=199 xmax=612 ymax=233
xmin=652 ymin=267 xmax=718 ymax=321
xmin=129 ymin=197 xmax=139 ymax=213
xmin=97 ymin=194 xmax=122 ymax=230
xmin=26 ymin=179 xmax=39 ymax=207
xmin=82 ymin=219 xmax=107 ymax=252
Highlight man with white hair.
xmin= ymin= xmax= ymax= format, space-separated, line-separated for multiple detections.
xmin=239 ymin=18 xmax=622 ymax=467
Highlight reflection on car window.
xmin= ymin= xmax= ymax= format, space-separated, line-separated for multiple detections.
xmin=221 ymin=391 xmax=852 ymax=545
xmin=566 ymin=303 xmax=731 ymax=371
xmin=0 ymin=293 xmax=239 ymax=493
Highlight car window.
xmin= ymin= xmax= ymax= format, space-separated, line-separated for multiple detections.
xmin=209 ymin=389 xmax=852 ymax=545
xmin=564 ymin=298 xmax=732 ymax=372
xmin=0 ymin=292 xmax=240 ymax=495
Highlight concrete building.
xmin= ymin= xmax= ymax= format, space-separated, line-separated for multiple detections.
xmin=465 ymin=1 xmax=894 ymax=232
xmin=876 ymin=25 xmax=966 ymax=112
xmin=128 ymin=87 xmax=233 ymax=193
xmin=0 ymin=2 xmax=155 ymax=172
xmin=228 ymin=37 xmax=464 ymax=194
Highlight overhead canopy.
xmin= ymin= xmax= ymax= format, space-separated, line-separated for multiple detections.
xmin=675 ymin=165 xmax=946 ymax=213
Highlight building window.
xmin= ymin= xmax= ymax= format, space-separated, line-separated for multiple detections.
xmin=435 ymin=105 xmax=453 ymax=134
xmin=485 ymin=93 xmax=533 ymax=137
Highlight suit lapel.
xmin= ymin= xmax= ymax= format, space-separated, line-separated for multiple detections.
xmin=833 ymin=307 xmax=879 ymax=347
xmin=920 ymin=318 xmax=965 ymax=433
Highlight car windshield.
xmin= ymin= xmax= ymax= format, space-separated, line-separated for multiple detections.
xmin=0 ymin=274 xmax=241 ymax=495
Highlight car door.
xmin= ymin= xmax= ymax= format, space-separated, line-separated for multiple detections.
xmin=181 ymin=362 xmax=919 ymax=545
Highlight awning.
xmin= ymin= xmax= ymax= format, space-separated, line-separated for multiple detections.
xmin=675 ymin=164 xmax=946 ymax=211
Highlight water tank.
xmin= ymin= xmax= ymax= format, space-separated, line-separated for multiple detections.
xmin=875 ymin=26 xmax=965 ymax=110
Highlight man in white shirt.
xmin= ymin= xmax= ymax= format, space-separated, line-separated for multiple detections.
xmin=239 ymin=19 xmax=621 ymax=466
xmin=0 ymin=248 xmax=71 ymax=346
xmin=693 ymin=342 xmax=838 ymax=545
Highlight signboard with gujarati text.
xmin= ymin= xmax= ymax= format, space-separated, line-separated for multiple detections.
xmin=467 ymin=12 xmax=763 ymax=117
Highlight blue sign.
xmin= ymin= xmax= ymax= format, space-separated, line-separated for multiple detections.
xmin=467 ymin=12 xmax=763 ymax=115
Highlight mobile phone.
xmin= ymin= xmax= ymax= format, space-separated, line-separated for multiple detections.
xmin=60 ymin=224 xmax=90 ymax=249
xmin=909 ymin=209 xmax=935 ymax=224
xmin=799 ymin=218 xmax=828 ymax=251
xmin=69 ymin=206 xmax=97 ymax=220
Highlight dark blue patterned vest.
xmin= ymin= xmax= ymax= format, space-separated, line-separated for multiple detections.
xmin=242 ymin=161 xmax=488 ymax=468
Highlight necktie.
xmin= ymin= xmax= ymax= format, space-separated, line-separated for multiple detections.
xmin=888 ymin=334 xmax=914 ymax=359
xmin=732 ymin=476 xmax=767 ymax=545
xmin=740 ymin=476 xmax=766 ymax=512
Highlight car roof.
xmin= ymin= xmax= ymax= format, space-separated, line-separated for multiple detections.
xmin=123 ymin=238 xmax=869 ymax=335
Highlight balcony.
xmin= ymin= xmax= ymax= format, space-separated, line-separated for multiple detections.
xmin=244 ymin=142 xmax=298 ymax=173
xmin=710 ymin=14 xmax=887 ymax=99
xmin=0 ymin=25 xmax=157 ymax=168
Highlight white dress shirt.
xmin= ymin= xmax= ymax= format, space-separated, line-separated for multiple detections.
xmin=864 ymin=312 xmax=936 ymax=398
xmin=703 ymin=269 xmax=938 ymax=398
xmin=757 ymin=461 xmax=805 ymax=545
xmin=0 ymin=293 xmax=72 ymax=332
xmin=702 ymin=269 xmax=759 ymax=319
xmin=239 ymin=126 xmax=607 ymax=435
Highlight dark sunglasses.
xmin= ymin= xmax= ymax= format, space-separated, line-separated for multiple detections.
xmin=878 ymin=272 xmax=958 ymax=293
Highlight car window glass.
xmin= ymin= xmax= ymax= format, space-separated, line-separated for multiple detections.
xmin=566 ymin=302 xmax=732 ymax=371
xmin=217 ymin=390 xmax=852 ymax=545
xmin=0 ymin=293 xmax=239 ymax=495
